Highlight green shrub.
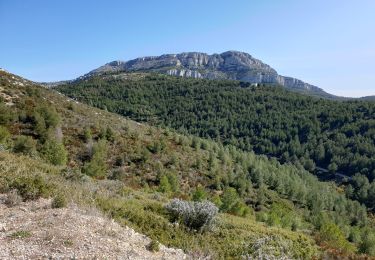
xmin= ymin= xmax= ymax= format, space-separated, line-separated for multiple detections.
xmin=211 ymin=195 xmax=223 ymax=208
xmin=266 ymin=211 xmax=282 ymax=227
xmin=0 ymin=126 xmax=10 ymax=149
xmin=33 ymin=111 xmax=47 ymax=139
xmin=265 ymin=203 xmax=296 ymax=229
xmin=166 ymin=172 xmax=179 ymax=192
xmin=147 ymin=239 xmax=160 ymax=252
xmin=9 ymin=175 xmax=53 ymax=201
xmin=348 ymin=227 xmax=362 ymax=243
xmin=25 ymin=87 xmax=41 ymax=97
xmin=220 ymin=187 xmax=239 ymax=212
xmin=0 ymin=125 xmax=10 ymax=143
xmin=41 ymin=138 xmax=68 ymax=165
xmin=51 ymin=193 xmax=67 ymax=208
xmin=359 ymin=231 xmax=375 ymax=256
xmin=191 ymin=137 xmax=200 ymax=149
xmin=37 ymin=106 xmax=60 ymax=129
xmin=147 ymin=140 xmax=165 ymax=153
xmin=319 ymin=222 xmax=355 ymax=253
xmin=61 ymin=167 xmax=85 ymax=182
xmin=0 ymin=103 xmax=14 ymax=124
xmin=13 ymin=135 xmax=37 ymax=156
xmin=109 ymin=167 xmax=127 ymax=181
xmin=192 ymin=186 xmax=207 ymax=202
xmin=8 ymin=230 xmax=32 ymax=239
xmin=83 ymin=139 xmax=108 ymax=178
xmin=132 ymin=146 xmax=151 ymax=164
xmin=200 ymin=141 xmax=208 ymax=150
xmin=105 ymin=126 xmax=115 ymax=142
xmin=167 ymin=153 xmax=178 ymax=166
xmin=83 ymin=127 xmax=92 ymax=142
xmin=219 ymin=188 xmax=253 ymax=217
xmin=231 ymin=200 xmax=254 ymax=218
xmin=158 ymin=175 xmax=172 ymax=193
xmin=98 ymin=127 xmax=106 ymax=139
xmin=63 ymin=239 xmax=74 ymax=247
xmin=67 ymin=102 xmax=76 ymax=111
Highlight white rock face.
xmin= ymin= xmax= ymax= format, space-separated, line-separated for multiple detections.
xmin=167 ymin=69 xmax=202 ymax=78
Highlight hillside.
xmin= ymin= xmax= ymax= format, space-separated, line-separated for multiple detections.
xmin=84 ymin=51 xmax=336 ymax=99
xmin=1 ymin=70 xmax=375 ymax=258
xmin=56 ymin=72 xmax=375 ymax=211
xmin=361 ymin=96 xmax=375 ymax=101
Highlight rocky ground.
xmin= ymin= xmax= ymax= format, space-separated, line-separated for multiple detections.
xmin=0 ymin=194 xmax=187 ymax=259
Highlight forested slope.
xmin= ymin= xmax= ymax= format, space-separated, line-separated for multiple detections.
xmin=57 ymin=73 xmax=375 ymax=210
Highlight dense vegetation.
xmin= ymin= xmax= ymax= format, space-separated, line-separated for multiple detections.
xmin=57 ymin=73 xmax=375 ymax=210
xmin=1 ymin=70 xmax=375 ymax=257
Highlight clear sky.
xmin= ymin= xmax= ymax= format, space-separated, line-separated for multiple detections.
xmin=0 ymin=0 xmax=374 ymax=97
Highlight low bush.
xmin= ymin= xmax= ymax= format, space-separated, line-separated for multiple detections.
xmin=51 ymin=193 xmax=67 ymax=208
xmin=83 ymin=139 xmax=108 ymax=178
xmin=9 ymin=175 xmax=54 ymax=201
xmin=41 ymin=138 xmax=68 ymax=166
xmin=359 ymin=231 xmax=375 ymax=256
xmin=0 ymin=103 xmax=14 ymax=124
xmin=109 ymin=167 xmax=127 ymax=181
xmin=61 ymin=167 xmax=85 ymax=181
xmin=157 ymin=172 xmax=179 ymax=194
xmin=13 ymin=135 xmax=37 ymax=156
xmin=220 ymin=187 xmax=251 ymax=217
xmin=165 ymin=199 xmax=218 ymax=231
xmin=0 ymin=126 xmax=10 ymax=145
xmin=147 ymin=239 xmax=160 ymax=252
xmin=318 ymin=222 xmax=356 ymax=253
xmin=36 ymin=105 xmax=60 ymax=129
xmin=192 ymin=186 xmax=207 ymax=202
xmin=8 ymin=230 xmax=32 ymax=239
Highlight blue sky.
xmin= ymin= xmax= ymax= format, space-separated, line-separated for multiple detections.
xmin=0 ymin=0 xmax=374 ymax=97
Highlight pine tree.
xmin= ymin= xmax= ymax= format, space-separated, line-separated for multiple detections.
xmin=192 ymin=186 xmax=207 ymax=202
xmin=158 ymin=175 xmax=172 ymax=193
xmin=0 ymin=126 xmax=10 ymax=146
xmin=41 ymin=138 xmax=67 ymax=165
xmin=83 ymin=139 xmax=108 ymax=179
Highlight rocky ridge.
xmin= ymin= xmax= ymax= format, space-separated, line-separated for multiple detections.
xmin=88 ymin=51 xmax=333 ymax=98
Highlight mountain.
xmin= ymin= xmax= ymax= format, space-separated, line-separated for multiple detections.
xmin=361 ymin=95 xmax=375 ymax=101
xmin=39 ymin=80 xmax=73 ymax=88
xmin=87 ymin=51 xmax=336 ymax=98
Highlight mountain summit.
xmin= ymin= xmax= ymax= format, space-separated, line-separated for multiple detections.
xmin=88 ymin=51 xmax=333 ymax=98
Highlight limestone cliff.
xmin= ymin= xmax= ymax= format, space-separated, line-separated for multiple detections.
xmin=87 ymin=51 xmax=333 ymax=98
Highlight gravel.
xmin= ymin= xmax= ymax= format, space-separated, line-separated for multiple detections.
xmin=0 ymin=194 xmax=187 ymax=259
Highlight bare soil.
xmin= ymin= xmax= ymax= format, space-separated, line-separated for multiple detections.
xmin=0 ymin=194 xmax=187 ymax=259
